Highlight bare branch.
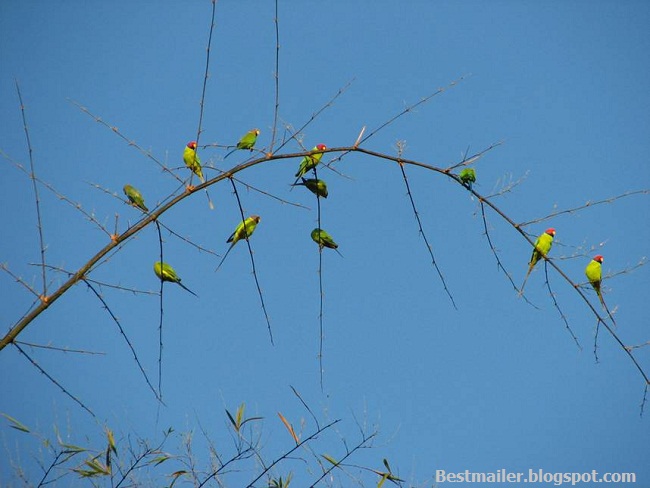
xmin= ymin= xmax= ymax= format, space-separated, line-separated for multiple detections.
xmin=69 ymin=100 xmax=184 ymax=183
xmin=16 ymin=81 xmax=47 ymax=297
xmin=13 ymin=342 xmax=95 ymax=418
xmin=84 ymin=280 xmax=162 ymax=403
xmin=269 ymin=0 xmax=281 ymax=154
xmin=228 ymin=178 xmax=274 ymax=345
xmin=396 ymin=153 xmax=457 ymax=310
xmin=543 ymin=262 xmax=582 ymax=350
xmin=14 ymin=341 xmax=106 ymax=356
xmin=519 ymin=190 xmax=649 ymax=228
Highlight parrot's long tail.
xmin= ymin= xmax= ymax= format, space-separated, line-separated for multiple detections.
xmin=224 ymin=148 xmax=237 ymax=159
xmin=178 ymin=282 xmax=199 ymax=298
xmin=215 ymin=243 xmax=235 ymax=272
xmin=598 ymin=292 xmax=617 ymax=329
xmin=519 ymin=266 xmax=533 ymax=296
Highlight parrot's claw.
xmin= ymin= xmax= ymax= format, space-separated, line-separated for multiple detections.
xmin=186 ymin=184 xmax=196 ymax=192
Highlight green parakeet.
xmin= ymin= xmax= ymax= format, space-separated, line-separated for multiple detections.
xmin=224 ymin=128 xmax=260 ymax=159
xmin=183 ymin=141 xmax=205 ymax=183
xmin=294 ymin=144 xmax=327 ymax=181
xmin=585 ymin=254 xmax=616 ymax=326
xmin=292 ymin=178 xmax=328 ymax=198
xmin=520 ymin=227 xmax=555 ymax=294
xmin=123 ymin=184 xmax=148 ymax=212
xmin=585 ymin=255 xmax=606 ymax=308
xmin=311 ymin=228 xmax=342 ymax=256
xmin=154 ymin=261 xmax=198 ymax=297
xmin=459 ymin=167 xmax=476 ymax=190
xmin=216 ymin=215 xmax=262 ymax=271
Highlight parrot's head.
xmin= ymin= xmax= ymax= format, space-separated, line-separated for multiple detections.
xmin=316 ymin=144 xmax=327 ymax=151
xmin=593 ymin=255 xmax=604 ymax=264
xmin=187 ymin=141 xmax=197 ymax=150
xmin=251 ymin=215 xmax=261 ymax=223
xmin=545 ymin=228 xmax=556 ymax=237
xmin=253 ymin=129 xmax=260 ymax=135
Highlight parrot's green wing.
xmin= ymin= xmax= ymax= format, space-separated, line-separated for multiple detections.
xmin=183 ymin=144 xmax=205 ymax=183
xmin=237 ymin=129 xmax=259 ymax=150
xmin=293 ymin=178 xmax=328 ymax=198
xmin=311 ymin=228 xmax=338 ymax=249
xmin=227 ymin=215 xmax=261 ymax=244
xmin=154 ymin=261 xmax=198 ymax=297
xmin=154 ymin=261 xmax=179 ymax=283
xmin=458 ymin=168 xmax=476 ymax=189
xmin=520 ymin=229 xmax=555 ymax=295
xmin=585 ymin=258 xmax=603 ymax=302
xmin=123 ymin=184 xmax=148 ymax=212
xmin=294 ymin=146 xmax=324 ymax=178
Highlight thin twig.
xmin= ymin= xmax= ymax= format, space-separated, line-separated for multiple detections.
xmin=16 ymin=81 xmax=47 ymax=296
xmin=272 ymin=80 xmax=355 ymax=155
xmin=155 ymin=220 xmax=165 ymax=398
xmin=13 ymin=342 xmax=95 ymax=418
xmin=70 ymin=100 xmax=183 ymax=183
xmin=543 ymin=263 xmax=581 ymax=349
xmin=397 ymin=158 xmax=457 ymax=309
xmin=478 ymin=202 xmax=539 ymax=309
xmin=245 ymin=420 xmax=341 ymax=488
xmin=445 ymin=140 xmax=503 ymax=172
xmin=519 ymin=190 xmax=649 ymax=228
xmin=84 ymin=280 xmax=162 ymax=403
xmin=269 ymin=0 xmax=280 ymax=154
xmin=0 ymin=262 xmax=41 ymax=298
xmin=313 ymin=166 xmax=325 ymax=390
xmin=229 ymin=178 xmax=274 ymax=344
xmin=14 ymin=341 xmax=105 ymax=356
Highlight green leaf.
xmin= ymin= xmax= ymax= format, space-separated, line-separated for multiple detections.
xmin=148 ymin=454 xmax=171 ymax=466
xmin=377 ymin=473 xmax=389 ymax=488
xmin=322 ymin=454 xmax=339 ymax=466
xmin=226 ymin=409 xmax=238 ymax=431
xmin=1 ymin=413 xmax=30 ymax=433
xmin=105 ymin=426 xmax=117 ymax=455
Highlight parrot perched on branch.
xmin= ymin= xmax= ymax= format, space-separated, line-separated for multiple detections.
xmin=311 ymin=228 xmax=342 ymax=256
xmin=123 ymin=184 xmax=148 ymax=212
xmin=154 ymin=261 xmax=198 ymax=297
xmin=585 ymin=254 xmax=617 ymax=326
xmin=520 ymin=228 xmax=555 ymax=294
xmin=183 ymin=141 xmax=205 ymax=183
xmin=294 ymin=144 xmax=327 ymax=181
xmin=224 ymin=128 xmax=260 ymax=159
xmin=458 ymin=167 xmax=476 ymax=190
xmin=292 ymin=178 xmax=328 ymax=198
xmin=585 ymin=255 xmax=606 ymax=308
xmin=216 ymin=215 xmax=262 ymax=271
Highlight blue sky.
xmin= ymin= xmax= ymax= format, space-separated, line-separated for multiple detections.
xmin=1 ymin=1 xmax=649 ymax=486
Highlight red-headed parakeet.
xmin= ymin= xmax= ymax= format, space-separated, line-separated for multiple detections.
xmin=224 ymin=128 xmax=260 ymax=159
xmin=183 ymin=141 xmax=205 ymax=183
xmin=520 ymin=227 xmax=555 ymax=294
xmin=123 ymin=184 xmax=148 ymax=212
xmin=585 ymin=255 xmax=606 ymax=308
xmin=154 ymin=261 xmax=198 ymax=297
xmin=294 ymin=144 xmax=327 ymax=181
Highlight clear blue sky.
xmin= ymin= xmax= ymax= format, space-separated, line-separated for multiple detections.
xmin=1 ymin=1 xmax=649 ymax=486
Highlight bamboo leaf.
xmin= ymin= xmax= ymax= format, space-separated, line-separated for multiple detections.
xmin=1 ymin=413 xmax=30 ymax=433
xmin=277 ymin=412 xmax=299 ymax=443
